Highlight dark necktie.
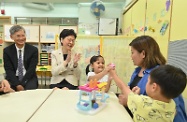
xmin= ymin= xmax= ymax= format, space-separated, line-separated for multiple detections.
xmin=18 ymin=50 xmax=23 ymax=81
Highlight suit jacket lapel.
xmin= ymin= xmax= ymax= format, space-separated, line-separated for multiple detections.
xmin=57 ymin=48 xmax=64 ymax=65
xmin=24 ymin=44 xmax=28 ymax=68
xmin=12 ymin=45 xmax=18 ymax=69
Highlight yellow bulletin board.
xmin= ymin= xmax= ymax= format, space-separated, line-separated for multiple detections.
xmin=168 ymin=0 xmax=187 ymax=98
xmin=145 ymin=0 xmax=173 ymax=58
xmin=123 ymin=0 xmax=170 ymax=58
xmin=145 ymin=0 xmax=172 ymax=37
xmin=131 ymin=0 xmax=146 ymax=36
xmin=122 ymin=8 xmax=132 ymax=36
xmin=102 ymin=36 xmax=135 ymax=93
xmin=170 ymin=0 xmax=187 ymax=41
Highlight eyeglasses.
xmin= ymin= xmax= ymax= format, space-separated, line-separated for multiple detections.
xmin=67 ymin=38 xmax=75 ymax=43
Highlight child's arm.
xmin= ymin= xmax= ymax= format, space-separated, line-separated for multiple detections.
xmin=110 ymin=69 xmax=131 ymax=103
xmin=105 ymin=74 xmax=113 ymax=93
xmin=118 ymin=86 xmax=140 ymax=106
xmin=87 ymin=69 xmax=108 ymax=81
xmin=87 ymin=65 xmax=113 ymax=81
xmin=118 ymin=94 xmax=127 ymax=106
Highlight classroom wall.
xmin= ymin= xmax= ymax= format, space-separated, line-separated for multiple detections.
xmin=78 ymin=3 xmax=124 ymax=35
xmin=123 ymin=0 xmax=172 ymax=58
xmin=169 ymin=0 xmax=187 ymax=98
xmin=0 ymin=2 xmax=125 ymax=74
xmin=3 ymin=3 xmax=79 ymax=23
xmin=170 ymin=0 xmax=187 ymax=41
xmin=1 ymin=0 xmax=187 ymax=98
xmin=2 ymin=3 xmax=124 ymax=27
xmin=122 ymin=0 xmax=187 ymax=99
xmin=102 ymin=36 xmax=135 ymax=93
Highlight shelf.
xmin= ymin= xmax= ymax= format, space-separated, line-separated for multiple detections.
xmin=0 ymin=16 xmax=11 ymax=66
xmin=40 ymin=52 xmax=51 ymax=66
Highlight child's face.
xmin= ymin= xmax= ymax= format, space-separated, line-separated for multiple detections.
xmin=146 ymin=76 xmax=163 ymax=100
xmin=91 ymin=57 xmax=105 ymax=74
xmin=146 ymin=76 xmax=152 ymax=97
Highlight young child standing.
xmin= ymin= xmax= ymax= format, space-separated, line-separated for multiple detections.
xmin=110 ymin=65 xmax=187 ymax=122
xmin=86 ymin=55 xmax=113 ymax=92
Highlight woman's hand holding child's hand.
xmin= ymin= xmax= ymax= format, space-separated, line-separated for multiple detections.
xmin=108 ymin=64 xmax=116 ymax=76
xmin=104 ymin=64 xmax=114 ymax=74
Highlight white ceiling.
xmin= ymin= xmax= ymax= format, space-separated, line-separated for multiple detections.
xmin=1 ymin=0 xmax=127 ymax=4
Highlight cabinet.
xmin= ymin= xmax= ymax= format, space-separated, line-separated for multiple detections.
xmin=40 ymin=25 xmax=59 ymax=43
xmin=40 ymin=53 xmax=51 ymax=65
xmin=0 ymin=16 xmax=11 ymax=68
xmin=39 ymin=25 xmax=58 ymax=65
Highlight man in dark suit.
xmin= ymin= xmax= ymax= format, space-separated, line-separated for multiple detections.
xmin=3 ymin=25 xmax=38 ymax=91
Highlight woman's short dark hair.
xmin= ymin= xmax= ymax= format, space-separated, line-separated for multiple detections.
xmin=59 ymin=29 xmax=77 ymax=45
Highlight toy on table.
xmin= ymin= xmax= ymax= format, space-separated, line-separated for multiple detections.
xmin=76 ymin=79 xmax=109 ymax=115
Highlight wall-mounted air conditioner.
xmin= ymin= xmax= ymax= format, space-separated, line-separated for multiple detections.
xmin=22 ymin=2 xmax=54 ymax=11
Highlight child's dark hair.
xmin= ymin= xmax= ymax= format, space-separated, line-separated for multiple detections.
xmin=59 ymin=29 xmax=77 ymax=45
xmin=150 ymin=65 xmax=187 ymax=99
xmin=85 ymin=55 xmax=104 ymax=75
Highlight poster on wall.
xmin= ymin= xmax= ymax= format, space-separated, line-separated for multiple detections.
xmin=98 ymin=18 xmax=118 ymax=36
xmin=78 ymin=22 xmax=98 ymax=35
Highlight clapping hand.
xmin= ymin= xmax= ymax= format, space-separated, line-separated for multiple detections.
xmin=73 ymin=53 xmax=81 ymax=67
xmin=73 ymin=53 xmax=81 ymax=64
xmin=66 ymin=50 xmax=72 ymax=63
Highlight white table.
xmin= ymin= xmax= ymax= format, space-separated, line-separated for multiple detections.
xmin=0 ymin=89 xmax=133 ymax=122
xmin=0 ymin=89 xmax=53 ymax=122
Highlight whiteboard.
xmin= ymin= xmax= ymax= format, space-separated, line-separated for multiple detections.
xmin=98 ymin=18 xmax=118 ymax=35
